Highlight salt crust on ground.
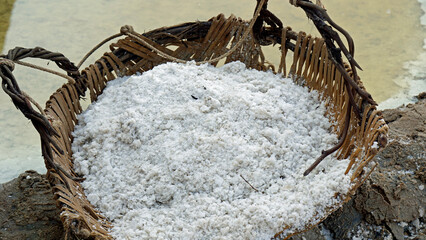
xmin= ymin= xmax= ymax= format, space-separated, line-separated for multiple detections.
xmin=72 ymin=61 xmax=352 ymax=240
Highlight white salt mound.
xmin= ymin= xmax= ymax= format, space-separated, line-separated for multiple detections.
xmin=72 ymin=61 xmax=352 ymax=240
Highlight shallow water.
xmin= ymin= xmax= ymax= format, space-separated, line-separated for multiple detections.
xmin=0 ymin=0 xmax=425 ymax=183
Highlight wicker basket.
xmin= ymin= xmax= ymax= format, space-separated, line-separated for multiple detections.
xmin=1 ymin=12 xmax=388 ymax=240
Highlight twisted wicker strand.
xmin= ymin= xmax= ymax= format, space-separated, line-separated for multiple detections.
xmin=78 ymin=0 xmax=267 ymax=68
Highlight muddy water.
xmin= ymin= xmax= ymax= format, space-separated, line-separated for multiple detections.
xmin=0 ymin=0 xmax=424 ymax=182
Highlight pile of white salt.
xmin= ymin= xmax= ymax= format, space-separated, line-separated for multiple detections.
xmin=72 ymin=61 xmax=352 ymax=239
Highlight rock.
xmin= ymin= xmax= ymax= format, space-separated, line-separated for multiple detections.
xmin=416 ymin=92 xmax=426 ymax=100
xmin=387 ymin=222 xmax=405 ymax=240
xmin=289 ymin=225 xmax=328 ymax=240
xmin=354 ymin=140 xmax=425 ymax=225
xmin=382 ymin=94 xmax=426 ymax=141
xmin=0 ymin=170 xmax=64 ymax=240
xmin=322 ymin=199 xmax=363 ymax=239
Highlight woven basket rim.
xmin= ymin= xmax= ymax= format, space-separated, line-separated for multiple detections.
xmin=1 ymin=13 xmax=388 ymax=240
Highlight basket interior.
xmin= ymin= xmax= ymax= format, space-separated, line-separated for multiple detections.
xmin=42 ymin=14 xmax=388 ymax=239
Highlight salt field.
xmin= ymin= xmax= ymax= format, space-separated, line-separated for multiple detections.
xmin=0 ymin=0 xmax=425 ymax=183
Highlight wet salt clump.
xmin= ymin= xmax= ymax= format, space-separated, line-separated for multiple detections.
xmin=72 ymin=61 xmax=352 ymax=239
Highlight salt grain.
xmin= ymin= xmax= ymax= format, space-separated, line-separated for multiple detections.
xmin=72 ymin=61 xmax=352 ymax=239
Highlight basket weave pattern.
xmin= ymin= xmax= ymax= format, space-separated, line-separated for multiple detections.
xmin=38 ymin=14 xmax=388 ymax=239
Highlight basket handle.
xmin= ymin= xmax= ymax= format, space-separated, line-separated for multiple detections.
xmin=0 ymin=47 xmax=86 ymax=186
xmin=1 ymin=47 xmax=86 ymax=94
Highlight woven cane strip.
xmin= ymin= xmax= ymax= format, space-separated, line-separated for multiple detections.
xmin=305 ymin=37 xmax=315 ymax=77
xmin=89 ymin=66 xmax=102 ymax=99
xmin=296 ymin=33 xmax=309 ymax=77
xmin=278 ymin=28 xmax=289 ymax=75
xmin=102 ymin=53 xmax=121 ymax=78
xmin=47 ymin=86 xmax=112 ymax=239
xmin=225 ymin=25 xmax=262 ymax=69
xmin=52 ymin=92 xmax=74 ymax=137
xmin=225 ymin=22 xmax=245 ymax=64
xmin=199 ymin=14 xmax=228 ymax=60
xmin=204 ymin=16 xmax=235 ymax=60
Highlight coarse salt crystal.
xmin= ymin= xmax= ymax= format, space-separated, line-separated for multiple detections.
xmin=72 ymin=61 xmax=352 ymax=239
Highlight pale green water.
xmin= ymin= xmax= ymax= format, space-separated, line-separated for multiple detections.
xmin=0 ymin=0 xmax=425 ymax=182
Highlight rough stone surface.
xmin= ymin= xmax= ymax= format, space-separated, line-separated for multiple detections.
xmin=289 ymin=225 xmax=327 ymax=240
xmin=1 ymin=93 xmax=425 ymax=240
xmin=322 ymin=199 xmax=363 ymax=239
xmin=0 ymin=170 xmax=64 ymax=240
